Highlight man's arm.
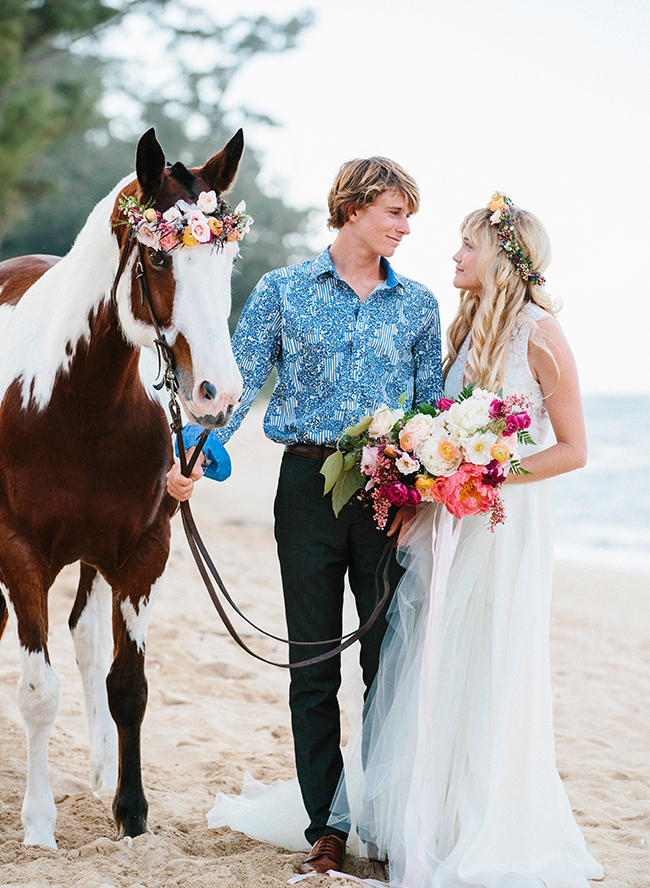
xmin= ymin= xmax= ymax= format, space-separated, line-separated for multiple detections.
xmin=413 ymin=297 xmax=444 ymax=407
xmin=166 ymin=271 xmax=283 ymax=500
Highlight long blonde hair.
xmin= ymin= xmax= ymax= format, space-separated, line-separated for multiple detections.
xmin=443 ymin=204 xmax=556 ymax=391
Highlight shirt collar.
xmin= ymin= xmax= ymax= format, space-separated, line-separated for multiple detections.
xmin=312 ymin=247 xmax=403 ymax=292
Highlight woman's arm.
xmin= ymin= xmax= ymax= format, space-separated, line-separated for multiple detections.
xmin=506 ymin=317 xmax=587 ymax=484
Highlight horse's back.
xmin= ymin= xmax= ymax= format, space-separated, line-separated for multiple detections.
xmin=0 ymin=255 xmax=61 ymax=306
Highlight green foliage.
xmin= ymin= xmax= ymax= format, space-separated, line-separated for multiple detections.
xmin=0 ymin=3 xmax=316 ymax=316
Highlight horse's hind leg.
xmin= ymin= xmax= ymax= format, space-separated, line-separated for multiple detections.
xmin=69 ymin=563 xmax=118 ymax=790
xmin=0 ymin=569 xmax=59 ymax=847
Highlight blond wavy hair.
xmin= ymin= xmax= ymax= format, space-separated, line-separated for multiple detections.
xmin=443 ymin=203 xmax=557 ymax=391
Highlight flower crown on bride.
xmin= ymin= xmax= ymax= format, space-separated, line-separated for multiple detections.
xmin=487 ymin=193 xmax=546 ymax=287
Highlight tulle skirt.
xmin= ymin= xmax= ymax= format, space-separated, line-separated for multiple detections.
xmin=329 ymin=482 xmax=603 ymax=888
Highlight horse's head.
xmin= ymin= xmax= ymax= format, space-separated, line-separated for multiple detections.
xmin=111 ymin=128 xmax=246 ymax=428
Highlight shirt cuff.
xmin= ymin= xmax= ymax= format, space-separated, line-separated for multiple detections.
xmin=176 ymin=423 xmax=232 ymax=482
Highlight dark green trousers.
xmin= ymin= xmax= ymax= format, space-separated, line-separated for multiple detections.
xmin=274 ymin=450 xmax=402 ymax=845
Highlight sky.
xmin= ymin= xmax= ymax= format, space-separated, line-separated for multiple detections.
xmin=108 ymin=0 xmax=650 ymax=394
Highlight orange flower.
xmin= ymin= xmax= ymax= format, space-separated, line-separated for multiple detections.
xmin=208 ymin=217 xmax=224 ymax=235
xmin=490 ymin=440 xmax=510 ymax=463
xmin=488 ymin=193 xmax=506 ymax=212
xmin=437 ymin=438 xmax=459 ymax=462
xmin=182 ymin=227 xmax=198 ymax=247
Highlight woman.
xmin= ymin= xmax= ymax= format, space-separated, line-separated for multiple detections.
xmin=329 ymin=194 xmax=604 ymax=887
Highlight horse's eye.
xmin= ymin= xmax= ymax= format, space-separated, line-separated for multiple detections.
xmin=148 ymin=249 xmax=168 ymax=268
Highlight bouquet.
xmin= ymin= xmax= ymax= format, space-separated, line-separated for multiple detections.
xmin=321 ymin=385 xmax=534 ymax=531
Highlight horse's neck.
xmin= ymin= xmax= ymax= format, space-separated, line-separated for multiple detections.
xmin=0 ymin=187 xmax=126 ymax=411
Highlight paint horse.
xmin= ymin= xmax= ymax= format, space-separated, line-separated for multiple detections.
xmin=0 ymin=128 xmax=246 ymax=847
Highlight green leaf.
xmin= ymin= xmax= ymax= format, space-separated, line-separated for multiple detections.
xmin=398 ymin=391 xmax=407 ymax=407
xmin=417 ymin=402 xmax=437 ymax=416
xmin=331 ymin=467 xmax=365 ymax=516
xmin=343 ymin=451 xmax=358 ymax=470
xmin=320 ymin=450 xmax=344 ymax=494
xmin=458 ymin=382 xmax=476 ymax=401
xmin=344 ymin=414 xmax=373 ymax=437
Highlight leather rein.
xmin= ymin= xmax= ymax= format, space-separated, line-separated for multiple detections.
xmin=111 ymin=238 xmax=394 ymax=668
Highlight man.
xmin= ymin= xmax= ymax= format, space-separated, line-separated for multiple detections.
xmin=168 ymin=156 xmax=442 ymax=874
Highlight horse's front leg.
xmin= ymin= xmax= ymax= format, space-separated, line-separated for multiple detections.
xmin=105 ymin=538 xmax=169 ymax=839
xmin=69 ymin=563 xmax=118 ymax=791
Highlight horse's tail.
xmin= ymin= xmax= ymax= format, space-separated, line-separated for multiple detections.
xmin=0 ymin=589 xmax=7 ymax=645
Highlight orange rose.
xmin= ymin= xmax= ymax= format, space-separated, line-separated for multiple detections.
xmin=208 ymin=217 xmax=224 ymax=235
xmin=488 ymin=194 xmax=506 ymax=212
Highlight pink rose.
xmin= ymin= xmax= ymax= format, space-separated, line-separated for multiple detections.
xmin=437 ymin=397 xmax=455 ymax=411
xmin=517 ymin=412 xmax=531 ymax=430
xmin=159 ymin=223 xmax=179 ymax=251
xmin=135 ymin=220 xmax=159 ymax=248
xmin=188 ymin=211 xmax=211 ymax=243
xmin=504 ymin=414 xmax=519 ymax=436
xmin=380 ymin=482 xmax=410 ymax=507
xmin=197 ymin=190 xmax=218 ymax=213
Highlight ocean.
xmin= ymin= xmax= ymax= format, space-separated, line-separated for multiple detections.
xmin=554 ymin=394 xmax=650 ymax=575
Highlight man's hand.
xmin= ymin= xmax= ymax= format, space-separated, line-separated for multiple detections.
xmin=166 ymin=446 xmax=205 ymax=501
xmin=387 ymin=505 xmax=417 ymax=544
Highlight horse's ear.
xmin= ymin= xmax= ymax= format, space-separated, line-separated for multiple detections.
xmin=136 ymin=128 xmax=166 ymax=200
xmin=200 ymin=129 xmax=244 ymax=194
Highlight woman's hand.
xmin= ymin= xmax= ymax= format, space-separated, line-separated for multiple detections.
xmin=166 ymin=446 xmax=205 ymax=501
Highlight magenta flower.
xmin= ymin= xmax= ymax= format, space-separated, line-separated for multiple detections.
xmin=504 ymin=414 xmax=519 ymax=436
xmin=380 ymin=482 xmax=410 ymax=506
xmin=489 ymin=398 xmax=507 ymax=419
xmin=437 ymin=397 xmax=455 ymax=411
xmin=517 ymin=412 xmax=531 ymax=430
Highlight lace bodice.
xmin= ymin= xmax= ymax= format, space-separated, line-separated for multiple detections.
xmin=445 ymin=303 xmax=551 ymax=453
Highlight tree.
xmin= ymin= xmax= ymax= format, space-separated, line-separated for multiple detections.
xmin=0 ymin=3 xmax=315 ymax=322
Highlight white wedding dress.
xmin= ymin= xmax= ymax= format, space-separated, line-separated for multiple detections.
xmin=207 ymin=304 xmax=603 ymax=888
xmin=329 ymin=303 xmax=603 ymax=887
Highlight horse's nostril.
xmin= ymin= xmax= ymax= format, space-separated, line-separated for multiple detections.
xmin=201 ymin=381 xmax=217 ymax=401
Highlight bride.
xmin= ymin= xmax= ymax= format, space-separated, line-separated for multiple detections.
xmin=328 ymin=193 xmax=604 ymax=887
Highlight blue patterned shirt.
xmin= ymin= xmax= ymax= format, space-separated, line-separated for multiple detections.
xmin=184 ymin=248 xmax=442 ymax=455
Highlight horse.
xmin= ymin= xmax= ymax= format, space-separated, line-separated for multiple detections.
xmin=0 ymin=127 xmax=246 ymax=847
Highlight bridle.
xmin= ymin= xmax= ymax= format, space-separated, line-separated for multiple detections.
xmin=110 ymin=236 xmax=395 ymax=668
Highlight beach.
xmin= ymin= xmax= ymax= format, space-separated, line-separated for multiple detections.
xmin=1 ymin=404 xmax=648 ymax=887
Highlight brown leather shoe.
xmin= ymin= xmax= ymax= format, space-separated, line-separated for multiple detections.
xmin=298 ymin=834 xmax=346 ymax=874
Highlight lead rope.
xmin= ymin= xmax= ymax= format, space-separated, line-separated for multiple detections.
xmin=117 ymin=239 xmax=394 ymax=668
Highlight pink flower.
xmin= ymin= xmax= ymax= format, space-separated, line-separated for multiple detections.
xmin=399 ymin=429 xmax=420 ymax=452
xmin=360 ymin=445 xmax=381 ymax=475
xmin=431 ymin=463 xmax=498 ymax=519
xmin=504 ymin=414 xmax=519 ymax=436
xmin=380 ymin=482 xmax=411 ymax=506
xmin=517 ymin=411 xmax=531 ymax=430
xmin=437 ymin=397 xmax=455 ymax=411
xmin=135 ymin=220 xmax=159 ymax=248
xmin=188 ymin=210 xmax=211 ymax=243
xmin=159 ymin=224 xmax=179 ymax=251
xmin=489 ymin=398 xmax=506 ymax=419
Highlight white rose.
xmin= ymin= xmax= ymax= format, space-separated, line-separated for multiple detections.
xmin=197 ymin=191 xmax=218 ymax=214
xmin=368 ymin=406 xmax=404 ymax=438
xmin=163 ymin=205 xmax=183 ymax=222
xmin=402 ymin=413 xmax=436 ymax=440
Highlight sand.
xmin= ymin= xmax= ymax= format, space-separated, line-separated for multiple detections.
xmin=1 ymin=404 xmax=648 ymax=887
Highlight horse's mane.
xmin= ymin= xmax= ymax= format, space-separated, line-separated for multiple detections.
xmin=0 ymin=175 xmax=133 ymax=410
